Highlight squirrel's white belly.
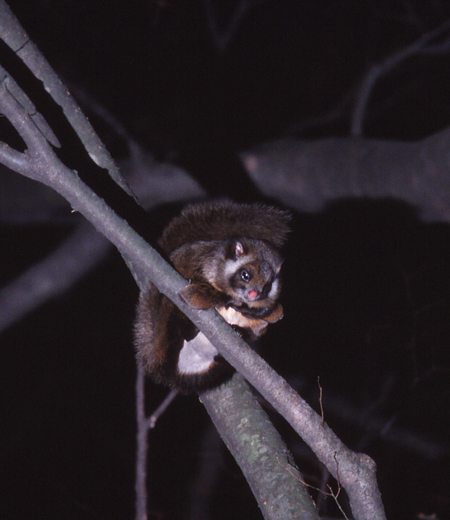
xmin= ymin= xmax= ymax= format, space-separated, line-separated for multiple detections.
xmin=178 ymin=332 xmax=218 ymax=375
xmin=177 ymin=307 xmax=245 ymax=374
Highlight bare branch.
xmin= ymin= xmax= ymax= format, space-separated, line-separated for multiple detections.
xmin=0 ymin=220 xmax=109 ymax=333
xmin=0 ymin=0 xmax=133 ymax=196
xmin=135 ymin=363 xmax=151 ymax=520
xmin=0 ymin=65 xmax=204 ymax=332
xmin=200 ymin=373 xmax=320 ymax=520
xmin=0 ymin=151 xmax=203 ymax=333
xmin=203 ymin=0 xmax=258 ymax=53
xmin=0 ymin=140 xmax=31 ymax=173
xmin=134 ymin=382 xmax=180 ymax=519
xmin=0 ymin=64 xmax=60 ymax=148
xmin=148 ymin=390 xmax=178 ymax=429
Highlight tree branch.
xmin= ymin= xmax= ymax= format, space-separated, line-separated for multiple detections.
xmin=0 ymin=149 xmax=204 ymax=333
xmin=200 ymin=373 xmax=319 ymax=520
xmin=351 ymin=18 xmax=450 ymax=137
xmin=135 ymin=363 xmax=151 ymax=520
xmin=0 ymin=220 xmax=108 ymax=333
xmin=203 ymin=0 xmax=256 ymax=53
xmin=0 ymin=0 xmax=133 ymax=196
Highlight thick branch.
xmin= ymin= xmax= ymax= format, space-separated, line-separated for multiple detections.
xmin=200 ymin=373 xmax=319 ymax=520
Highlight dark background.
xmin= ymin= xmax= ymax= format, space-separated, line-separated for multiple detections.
xmin=1 ymin=1 xmax=450 ymax=519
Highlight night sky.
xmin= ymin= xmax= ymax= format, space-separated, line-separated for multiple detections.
xmin=1 ymin=1 xmax=450 ymax=519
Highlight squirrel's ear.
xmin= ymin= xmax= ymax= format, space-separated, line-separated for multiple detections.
xmin=226 ymin=239 xmax=245 ymax=260
xmin=235 ymin=241 xmax=244 ymax=257
xmin=180 ymin=283 xmax=227 ymax=309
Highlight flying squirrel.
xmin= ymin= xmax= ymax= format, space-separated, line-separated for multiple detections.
xmin=134 ymin=201 xmax=291 ymax=393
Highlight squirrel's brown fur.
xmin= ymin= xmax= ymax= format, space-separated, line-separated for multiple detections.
xmin=159 ymin=201 xmax=290 ymax=253
xmin=134 ymin=201 xmax=290 ymax=392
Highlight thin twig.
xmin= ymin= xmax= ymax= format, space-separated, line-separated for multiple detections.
xmin=318 ymin=376 xmax=324 ymax=428
xmin=135 ymin=364 xmax=150 ymax=520
xmin=351 ymin=18 xmax=450 ymax=136
xmin=149 ymin=390 xmax=179 ymax=429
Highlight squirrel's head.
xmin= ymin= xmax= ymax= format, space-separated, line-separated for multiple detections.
xmin=212 ymin=238 xmax=283 ymax=310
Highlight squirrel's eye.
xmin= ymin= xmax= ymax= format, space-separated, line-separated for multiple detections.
xmin=240 ymin=269 xmax=250 ymax=283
